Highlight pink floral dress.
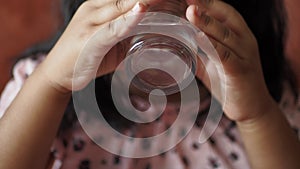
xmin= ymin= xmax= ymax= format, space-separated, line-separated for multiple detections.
xmin=1 ymin=55 xmax=299 ymax=169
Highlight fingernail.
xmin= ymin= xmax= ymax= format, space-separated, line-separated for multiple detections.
xmin=132 ymin=2 xmax=142 ymax=13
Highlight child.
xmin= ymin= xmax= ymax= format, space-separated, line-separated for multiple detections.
xmin=0 ymin=0 xmax=299 ymax=169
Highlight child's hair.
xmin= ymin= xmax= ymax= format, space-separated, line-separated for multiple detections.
xmin=18 ymin=0 xmax=294 ymax=131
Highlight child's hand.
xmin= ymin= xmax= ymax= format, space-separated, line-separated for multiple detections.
xmin=38 ymin=0 xmax=161 ymax=92
xmin=186 ymin=0 xmax=273 ymax=122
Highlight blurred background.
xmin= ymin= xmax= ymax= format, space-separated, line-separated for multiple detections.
xmin=0 ymin=0 xmax=60 ymax=92
xmin=0 ymin=0 xmax=299 ymax=93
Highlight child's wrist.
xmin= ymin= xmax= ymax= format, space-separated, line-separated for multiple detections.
xmin=235 ymin=97 xmax=279 ymax=129
xmin=33 ymin=63 xmax=73 ymax=96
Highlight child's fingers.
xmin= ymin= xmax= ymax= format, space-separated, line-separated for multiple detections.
xmin=196 ymin=34 xmax=240 ymax=72
xmin=206 ymin=37 xmax=240 ymax=66
xmin=87 ymin=0 xmax=162 ymax=25
xmin=88 ymin=0 xmax=116 ymax=8
xmin=83 ymin=0 xmax=161 ymax=26
xmin=186 ymin=0 xmax=251 ymax=37
xmin=99 ymin=3 xmax=146 ymax=48
xmin=85 ymin=0 xmax=139 ymax=25
xmin=186 ymin=5 xmax=241 ymax=57
xmin=195 ymin=36 xmax=241 ymax=102
xmin=95 ymin=3 xmax=147 ymax=73
xmin=72 ymin=3 xmax=147 ymax=90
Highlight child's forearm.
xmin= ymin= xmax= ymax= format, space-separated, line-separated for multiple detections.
xmin=0 ymin=67 xmax=71 ymax=169
xmin=237 ymin=99 xmax=300 ymax=169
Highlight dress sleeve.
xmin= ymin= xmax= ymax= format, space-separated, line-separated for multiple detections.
xmin=0 ymin=55 xmax=45 ymax=118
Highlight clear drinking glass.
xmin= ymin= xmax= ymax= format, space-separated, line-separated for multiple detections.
xmin=125 ymin=0 xmax=198 ymax=95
